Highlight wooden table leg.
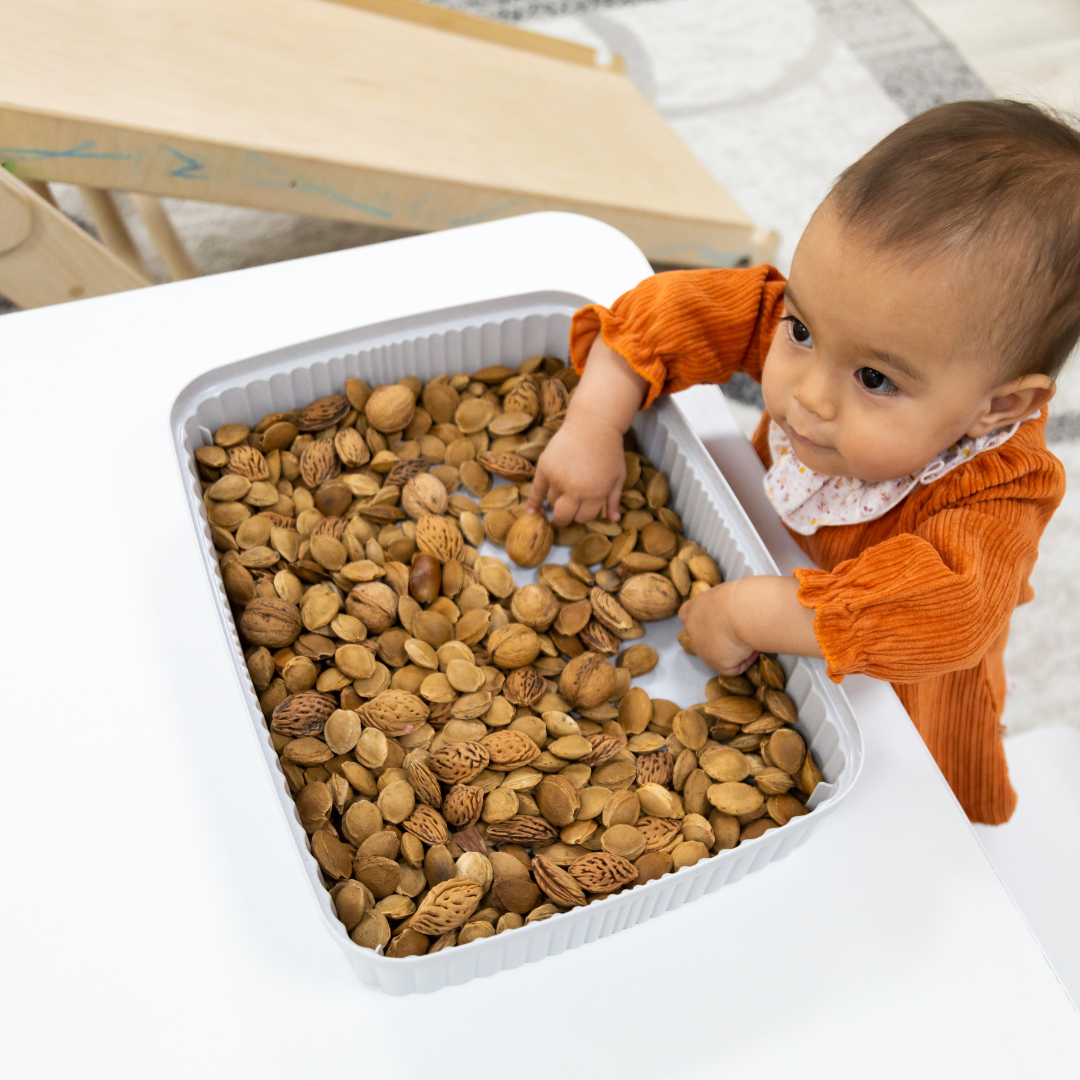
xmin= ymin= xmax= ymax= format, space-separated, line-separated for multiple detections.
xmin=131 ymin=194 xmax=198 ymax=280
xmin=0 ymin=170 xmax=149 ymax=307
xmin=78 ymin=186 xmax=149 ymax=277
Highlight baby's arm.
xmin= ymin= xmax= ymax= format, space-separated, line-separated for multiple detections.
xmin=528 ymin=266 xmax=786 ymax=527
xmin=679 ymin=575 xmax=821 ymax=675
xmin=526 ymin=336 xmax=648 ymax=526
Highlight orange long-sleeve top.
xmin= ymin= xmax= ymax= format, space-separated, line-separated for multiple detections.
xmin=570 ymin=267 xmax=1066 ymax=824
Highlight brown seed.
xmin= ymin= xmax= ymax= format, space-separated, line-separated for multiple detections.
xmin=569 ymin=852 xmax=638 ymax=894
xmin=420 ymin=847 xmax=455 ymax=893
xmin=477 ymin=450 xmax=534 ymax=480
xmin=410 ymin=878 xmax=484 ymax=935
xmin=618 ymin=573 xmax=681 ymax=621
xmin=571 ymin=533 xmax=612 ymax=566
xmin=671 ymin=840 xmax=709 ymax=871
xmin=641 ymin=522 xmax=678 ymax=559
xmin=323 ymin=709 xmax=362 ymax=754
xmin=636 ymin=815 xmax=681 ymax=852
xmin=797 ymin=750 xmax=824 ymax=797
xmin=708 ymin=781 xmax=764 ymax=816
xmin=536 ymin=774 xmax=581 ymax=826
xmin=311 ymin=831 xmax=354 ymax=879
xmin=502 ymin=666 xmax=546 ymax=707
xmin=504 ymin=512 xmax=554 ymax=568
xmin=767 ymin=793 xmax=810 ymax=825
xmin=637 ymin=783 xmax=680 ymax=818
xmin=755 ymin=767 xmax=795 ymax=796
xmin=428 ymin=741 xmax=491 ymax=784
xmin=239 ymin=598 xmax=303 ymax=648
xmin=741 ymin=818 xmax=781 ymax=841
xmin=403 ymin=805 xmax=451 ymax=845
xmin=672 ymin=708 xmax=709 ymax=751
xmin=341 ymin=801 xmax=383 ymax=848
xmin=352 ymin=855 xmax=400 ymax=899
xmin=617 ymin=686 xmax=653 ymax=735
xmin=481 ymin=787 xmax=519 ymax=824
xmin=480 ymin=730 xmax=541 ymax=771
xmin=699 ymin=745 xmax=751 ymax=783
xmin=758 ymin=654 xmax=787 ymax=690
xmin=488 ymin=624 xmax=541 ymax=669
xmin=601 ymin=823 xmax=647 ymax=860
xmin=350 ymin=909 xmax=392 ymax=950
xmin=687 ymin=554 xmax=722 ymax=586
xmin=484 ymin=816 xmax=559 ymax=846
xmin=359 ymin=689 xmax=430 ymax=737
xmin=510 ymin=583 xmax=560 ymax=630
xmin=764 ymin=688 xmax=799 ymax=724
xmin=601 ymin=789 xmax=640 ymax=827
xmin=634 ymin=851 xmax=673 ymax=884
xmin=333 ymin=880 xmax=369 ymax=931
xmin=271 ymin=691 xmax=337 ymax=737
xmin=558 ymin=651 xmax=616 ymax=708
xmin=366 ymin=384 xmax=416 ymax=433
xmin=341 ymin=761 xmax=378 ymax=799
xmin=492 ymin=876 xmax=542 ymax=915
xmin=767 ymin=728 xmax=806 ymax=774
xmin=377 ymin=779 xmax=416 ymax=824
xmin=531 ymin=854 xmax=587 ymax=907
xmin=409 ymin=553 xmax=442 ymax=604
xmin=635 ymin=751 xmax=674 ymax=787
xmin=295 ymin=779 xmax=333 ymax=827
xmin=402 ymin=755 xmax=441 ymax=808
xmin=703 ymin=696 xmax=763 ymax=724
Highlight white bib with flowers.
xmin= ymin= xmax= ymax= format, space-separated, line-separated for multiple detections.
xmin=763 ymin=417 xmax=1037 ymax=536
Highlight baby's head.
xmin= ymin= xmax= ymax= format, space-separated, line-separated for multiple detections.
xmin=762 ymin=99 xmax=1080 ymax=481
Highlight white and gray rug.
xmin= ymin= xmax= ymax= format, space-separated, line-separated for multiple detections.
xmin=3 ymin=0 xmax=1076 ymax=732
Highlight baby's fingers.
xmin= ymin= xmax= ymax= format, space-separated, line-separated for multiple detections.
xmin=574 ymin=498 xmax=606 ymax=524
xmin=606 ymin=483 xmax=622 ymax=523
xmin=526 ymin=470 xmax=550 ymax=514
xmin=729 ymin=651 xmax=760 ymax=676
xmin=552 ymin=493 xmax=581 ymax=528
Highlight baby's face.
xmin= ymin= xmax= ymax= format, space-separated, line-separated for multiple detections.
xmin=761 ymin=207 xmax=1010 ymax=481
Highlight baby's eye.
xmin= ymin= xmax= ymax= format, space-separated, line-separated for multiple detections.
xmin=857 ymin=367 xmax=897 ymax=393
xmin=785 ymin=318 xmax=813 ymax=347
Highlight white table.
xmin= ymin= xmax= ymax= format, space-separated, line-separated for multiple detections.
xmin=1 ymin=213 xmax=1076 ymax=1077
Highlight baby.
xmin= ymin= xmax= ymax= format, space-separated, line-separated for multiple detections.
xmin=527 ymin=100 xmax=1073 ymax=825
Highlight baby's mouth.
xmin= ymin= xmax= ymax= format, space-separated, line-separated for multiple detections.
xmin=786 ymin=422 xmax=832 ymax=452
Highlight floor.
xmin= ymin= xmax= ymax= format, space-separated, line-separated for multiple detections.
xmin=912 ymin=0 xmax=1080 ymax=111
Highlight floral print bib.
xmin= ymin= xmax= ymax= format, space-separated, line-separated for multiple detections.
xmin=763 ymin=416 xmax=1036 ymax=536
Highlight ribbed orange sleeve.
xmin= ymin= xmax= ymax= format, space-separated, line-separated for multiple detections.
xmin=794 ymin=460 xmax=1059 ymax=684
xmin=569 ymin=266 xmax=787 ymax=407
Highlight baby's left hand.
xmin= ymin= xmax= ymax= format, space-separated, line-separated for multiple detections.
xmin=678 ymin=582 xmax=760 ymax=676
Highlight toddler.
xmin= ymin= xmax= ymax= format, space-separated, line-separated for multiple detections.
xmin=527 ymin=100 xmax=1073 ymax=824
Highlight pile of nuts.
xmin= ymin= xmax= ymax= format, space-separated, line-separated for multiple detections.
xmin=199 ymin=356 xmax=823 ymax=957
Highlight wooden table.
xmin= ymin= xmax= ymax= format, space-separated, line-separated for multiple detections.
xmin=0 ymin=0 xmax=772 ymax=268
xmin=0 ymin=213 xmax=1075 ymax=1076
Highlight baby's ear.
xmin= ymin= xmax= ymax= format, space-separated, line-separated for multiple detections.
xmin=966 ymin=374 xmax=1056 ymax=438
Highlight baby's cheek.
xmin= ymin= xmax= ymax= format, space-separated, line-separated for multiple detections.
xmin=759 ymin=349 xmax=784 ymax=416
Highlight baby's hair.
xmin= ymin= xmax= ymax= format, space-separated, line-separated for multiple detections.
xmin=830 ymin=99 xmax=1080 ymax=380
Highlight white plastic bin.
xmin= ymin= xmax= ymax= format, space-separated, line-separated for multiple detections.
xmin=171 ymin=290 xmax=863 ymax=995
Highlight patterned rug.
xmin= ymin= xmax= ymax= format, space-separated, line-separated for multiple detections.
xmin=434 ymin=0 xmax=990 ymax=116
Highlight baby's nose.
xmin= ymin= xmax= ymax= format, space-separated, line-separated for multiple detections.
xmin=793 ymin=373 xmax=837 ymax=422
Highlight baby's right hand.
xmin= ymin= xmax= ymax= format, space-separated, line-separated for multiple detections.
xmin=526 ymin=415 xmax=626 ymax=526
